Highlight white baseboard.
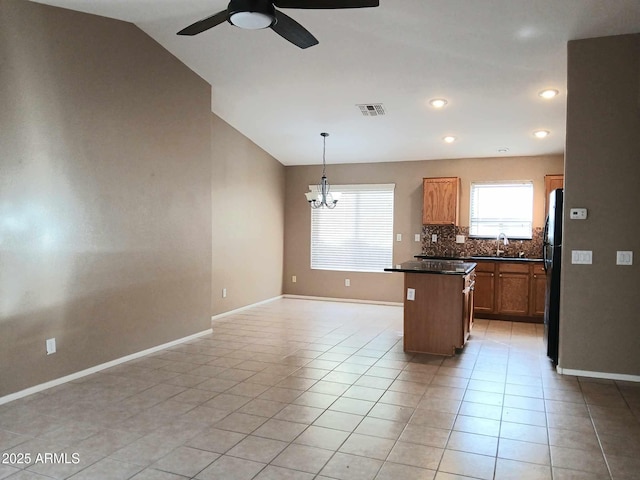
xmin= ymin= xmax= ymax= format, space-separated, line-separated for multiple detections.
xmin=211 ymin=295 xmax=284 ymax=322
xmin=0 ymin=328 xmax=213 ymax=406
xmin=283 ymin=294 xmax=403 ymax=307
xmin=557 ymin=367 xmax=640 ymax=383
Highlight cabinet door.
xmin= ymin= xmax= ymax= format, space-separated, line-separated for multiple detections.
xmin=529 ymin=264 xmax=546 ymax=317
xmin=423 ymin=177 xmax=460 ymax=225
xmin=473 ymin=262 xmax=496 ymax=315
xmin=496 ymin=263 xmax=530 ymax=316
xmin=462 ymin=273 xmax=475 ymax=343
xmin=544 ymin=174 xmax=564 ymax=215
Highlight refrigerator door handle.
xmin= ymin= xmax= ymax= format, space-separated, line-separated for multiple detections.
xmin=543 ymin=216 xmax=550 ymax=273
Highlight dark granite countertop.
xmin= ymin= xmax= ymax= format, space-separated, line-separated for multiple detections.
xmin=385 ymin=260 xmax=477 ymax=275
xmin=415 ymin=255 xmax=543 ymax=263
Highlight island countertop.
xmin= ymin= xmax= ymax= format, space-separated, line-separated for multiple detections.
xmin=385 ymin=259 xmax=477 ymax=275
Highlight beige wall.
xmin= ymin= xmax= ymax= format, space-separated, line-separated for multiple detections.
xmin=0 ymin=1 xmax=212 ymax=397
xmin=211 ymin=115 xmax=285 ymax=315
xmin=284 ymin=155 xmax=563 ymax=303
xmin=561 ymin=33 xmax=640 ymax=376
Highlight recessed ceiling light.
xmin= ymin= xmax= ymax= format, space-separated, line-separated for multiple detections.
xmin=538 ymin=89 xmax=559 ymax=99
xmin=443 ymin=136 xmax=456 ymax=143
xmin=533 ymin=130 xmax=550 ymax=138
xmin=429 ymin=98 xmax=448 ymax=108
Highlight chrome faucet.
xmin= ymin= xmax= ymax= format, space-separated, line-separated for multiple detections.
xmin=496 ymin=232 xmax=509 ymax=256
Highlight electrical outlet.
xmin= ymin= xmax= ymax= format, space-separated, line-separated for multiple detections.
xmin=345 ymin=279 xmax=351 ymax=287
xmin=396 ymin=233 xmax=402 ymax=242
xmin=46 ymin=338 xmax=56 ymax=355
xmin=456 ymin=235 xmax=465 ymax=244
xmin=292 ymin=275 xmax=297 ymax=283
xmin=407 ymin=288 xmax=415 ymax=301
xmin=431 ymin=234 xmax=437 ymax=242
xmin=414 ymin=234 xmax=421 ymax=242
xmin=222 ymin=288 xmax=227 ymax=298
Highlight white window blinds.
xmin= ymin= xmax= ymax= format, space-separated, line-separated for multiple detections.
xmin=310 ymin=184 xmax=395 ymax=272
xmin=469 ymin=181 xmax=533 ymax=239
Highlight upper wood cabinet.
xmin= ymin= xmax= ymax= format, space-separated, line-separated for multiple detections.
xmin=544 ymin=174 xmax=564 ymax=215
xmin=422 ymin=177 xmax=460 ymax=225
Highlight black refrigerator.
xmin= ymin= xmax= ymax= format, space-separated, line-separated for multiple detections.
xmin=543 ymin=188 xmax=563 ymax=364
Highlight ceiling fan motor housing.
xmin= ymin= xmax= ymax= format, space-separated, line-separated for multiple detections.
xmin=228 ymin=0 xmax=276 ymax=29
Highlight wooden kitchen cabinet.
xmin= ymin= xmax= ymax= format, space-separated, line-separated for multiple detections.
xmin=544 ymin=174 xmax=564 ymax=215
xmin=496 ymin=263 xmax=530 ymax=316
xmin=472 ymin=261 xmax=496 ymax=314
xmin=422 ymin=177 xmax=460 ymax=225
xmin=473 ymin=260 xmax=546 ymax=322
xmin=462 ymin=272 xmax=475 ymax=344
xmin=529 ymin=264 xmax=547 ymax=317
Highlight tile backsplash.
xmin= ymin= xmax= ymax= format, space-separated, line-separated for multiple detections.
xmin=421 ymin=225 xmax=544 ymax=258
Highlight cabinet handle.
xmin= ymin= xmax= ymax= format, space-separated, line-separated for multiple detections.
xmin=499 ymin=274 xmax=502 ymax=277
xmin=491 ymin=273 xmax=494 ymax=277
xmin=533 ymin=274 xmax=537 ymax=278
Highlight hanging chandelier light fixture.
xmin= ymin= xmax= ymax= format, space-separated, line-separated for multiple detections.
xmin=305 ymin=132 xmax=341 ymax=209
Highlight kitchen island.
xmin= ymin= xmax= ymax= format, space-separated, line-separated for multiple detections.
xmin=385 ymin=260 xmax=476 ymax=356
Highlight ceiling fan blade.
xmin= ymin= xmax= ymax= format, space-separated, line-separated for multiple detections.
xmin=271 ymin=10 xmax=319 ymax=49
xmin=177 ymin=10 xmax=228 ymax=36
xmin=274 ymin=0 xmax=379 ymax=8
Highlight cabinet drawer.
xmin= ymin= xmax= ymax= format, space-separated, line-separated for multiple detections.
xmin=498 ymin=263 xmax=530 ymax=274
xmin=473 ymin=261 xmax=496 ymax=273
xmin=532 ymin=264 xmax=545 ymax=276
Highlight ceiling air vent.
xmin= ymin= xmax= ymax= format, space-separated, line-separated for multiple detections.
xmin=357 ymin=104 xmax=386 ymax=117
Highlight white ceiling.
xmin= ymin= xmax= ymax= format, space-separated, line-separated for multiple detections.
xmin=31 ymin=1 xmax=640 ymax=166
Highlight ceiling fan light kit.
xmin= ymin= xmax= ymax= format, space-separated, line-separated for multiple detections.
xmin=229 ymin=0 xmax=276 ymax=29
xmin=177 ymin=0 xmax=379 ymax=49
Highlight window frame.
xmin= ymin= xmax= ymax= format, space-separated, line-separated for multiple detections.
xmin=468 ymin=180 xmax=534 ymax=240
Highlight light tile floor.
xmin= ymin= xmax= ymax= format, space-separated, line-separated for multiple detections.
xmin=1 ymin=298 xmax=639 ymax=480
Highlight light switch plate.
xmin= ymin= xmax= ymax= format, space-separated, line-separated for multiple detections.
xmin=396 ymin=233 xmax=402 ymax=242
xmin=407 ymin=288 xmax=415 ymax=301
xmin=414 ymin=234 xmax=421 ymax=242
xmin=616 ymin=251 xmax=633 ymax=265
xmin=571 ymin=250 xmax=593 ymax=264
xmin=456 ymin=235 xmax=465 ymax=244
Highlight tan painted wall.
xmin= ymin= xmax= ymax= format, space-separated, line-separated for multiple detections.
xmin=211 ymin=115 xmax=285 ymax=315
xmin=284 ymin=155 xmax=564 ymax=303
xmin=560 ymin=33 xmax=640 ymax=376
xmin=0 ymin=2 xmax=212 ymax=396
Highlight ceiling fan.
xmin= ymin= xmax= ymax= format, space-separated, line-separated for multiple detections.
xmin=177 ymin=0 xmax=380 ymax=49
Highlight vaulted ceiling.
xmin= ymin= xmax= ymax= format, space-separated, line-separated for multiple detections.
xmin=31 ymin=0 xmax=640 ymax=165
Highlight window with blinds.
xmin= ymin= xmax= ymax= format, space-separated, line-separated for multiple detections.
xmin=469 ymin=181 xmax=533 ymax=239
xmin=310 ymin=184 xmax=394 ymax=272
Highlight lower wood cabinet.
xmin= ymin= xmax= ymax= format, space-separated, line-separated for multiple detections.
xmin=403 ymin=270 xmax=475 ymax=356
xmin=473 ymin=260 xmax=545 ymax=322
xmin=473 ymin=262 xmax=496 ymax=314
xmin=530 ymin=264 xmax=547 ymax=317
xmin=496 ymin=263 xmax=530 ymax=316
